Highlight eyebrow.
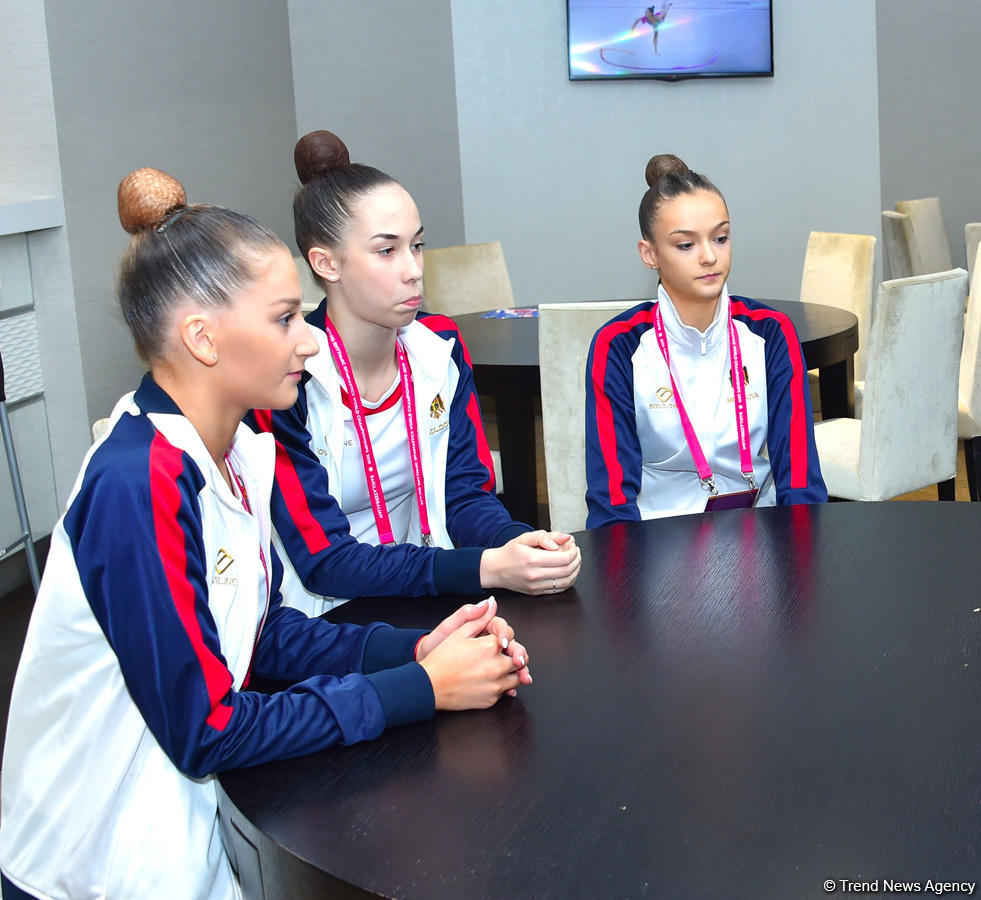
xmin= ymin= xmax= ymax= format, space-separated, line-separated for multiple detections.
xmin=669 ymin=221 xmax=730 ymax=236
xmin=369 ymin=225 xmax=425 ymax=241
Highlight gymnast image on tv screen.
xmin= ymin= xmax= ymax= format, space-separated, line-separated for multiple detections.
xmin=568 ymin=0 xmax=772 ymax=80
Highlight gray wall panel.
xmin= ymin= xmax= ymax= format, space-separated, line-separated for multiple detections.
xmin=288 ymin=0 xmax=465 ymax=254
xmin=877 ymin=1 xmax=981 ymax=270
xmin=45 ymin=0 xmax=299 ymax=423
xmin=1 ymin=0 xmax=90 ymax=514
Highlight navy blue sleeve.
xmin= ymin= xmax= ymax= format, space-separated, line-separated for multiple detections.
xmin=437 ymin=328 xmax=534 ymax=546
xmin=252 ymin=551 xmax=435 ymax=731
xmin=68 ymin=429 xmax=433 ymax=782
xmin=585 ymin=313 xmax=646 ymax=528
xmin=248 ymin=388 xmax=484 ymax=597
xmin=733 ymin=299 xmax=827 ymax=506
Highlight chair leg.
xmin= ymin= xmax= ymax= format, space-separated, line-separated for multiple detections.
xmin=965 ymin=437 xmax=981 ymax=501
xmin=937 ymin=477 xmax=955 ymax=501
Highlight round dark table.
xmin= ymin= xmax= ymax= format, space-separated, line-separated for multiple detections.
xmin=218 ymin=501 xmax=979 ymax=899
xmin=454 ymin=300 xmax=857 ymax=527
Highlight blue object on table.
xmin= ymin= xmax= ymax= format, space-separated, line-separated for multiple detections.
xmin=481 ymin=308 xmax=538 ymax=318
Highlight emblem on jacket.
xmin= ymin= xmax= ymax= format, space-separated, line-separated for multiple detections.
xmin=430 ymin=394 xmax=446 ymax=418
xmin=728 ymin=365 xmax=750 ymax=386
xmin=213 ymin=548 xmax=238 ymax=586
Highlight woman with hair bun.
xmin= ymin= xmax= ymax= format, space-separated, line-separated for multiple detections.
xmin=0 ymin=169 xmax=531 ymax=900
xmin=585 ymin=154 xmax=826 ymax=526
xmin=251 ymin=129 xmax=580 ymax=615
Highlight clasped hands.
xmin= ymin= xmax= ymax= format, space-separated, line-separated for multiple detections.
xmin=415 ymin=597 xmax=531 ymax=710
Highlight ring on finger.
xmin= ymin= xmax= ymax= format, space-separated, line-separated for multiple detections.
xmin=551 ymin=578 xmax=557 ymax=594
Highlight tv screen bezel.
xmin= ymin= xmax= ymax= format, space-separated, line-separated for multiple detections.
xmin=566 ymin=1 xmax=774 ymax=83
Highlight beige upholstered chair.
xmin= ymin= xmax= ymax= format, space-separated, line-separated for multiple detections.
xmin=422 ymin=241 xmax=515 ymax=316
xmin=91 ymin=418 xmax=111 ymax=442
xmin=293 ymin=255 xmax=325 ymax=313
xmin=881 ymin=211 xmax=919 ymax=281
xmin=957 ymin=244 xmax=981 ymax=499
xmin=965 ymin=223 xmax=981 ymax=286
xmin=539 ymin=301 xmax=637 ymax=532
xmin=895 ymin=197 xmax=953 ymax=275
xmin=799 ymin=231 xmax=876 ymax=380
xmin=421 ymin=241 xmax=513 ymax=493
xmin=814 ymin=269 xmax=968 ymax=500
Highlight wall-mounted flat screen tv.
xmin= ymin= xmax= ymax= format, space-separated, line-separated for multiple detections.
xmin=568 ymin=1 xmax=773 ymax=82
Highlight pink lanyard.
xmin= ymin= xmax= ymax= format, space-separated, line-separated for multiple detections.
xmin=225 ymin=453 xmax=270 ymax=687
xmin=322 ymin=317 xmax=433 ymax=546
xmin=652 ymin=300 xmax=755 ymax=495
xmin=224 ymin=454 xmax=270 ymax=586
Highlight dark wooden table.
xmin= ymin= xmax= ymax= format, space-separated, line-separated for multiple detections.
xmin=456 ymin=300 xmax=858 ymax=528
xmin=218 ymin=501 xmax=979 ymax=899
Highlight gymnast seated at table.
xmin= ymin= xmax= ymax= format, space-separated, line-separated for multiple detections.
xmin=248 ymin=129 xmax=580 ymax=616
xmin=0 ymin=169 xmax=531 ymax=900
xmin=585 ymin=153 xmax=827 ymax=526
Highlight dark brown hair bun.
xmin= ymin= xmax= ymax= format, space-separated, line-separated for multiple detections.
xmin=644 ymin=153 xmax=689 ymax=188
xmin=294 ymin=130 xmax=351 ymax=185
xmin=117 ymin=168 xmax=187 ymax=234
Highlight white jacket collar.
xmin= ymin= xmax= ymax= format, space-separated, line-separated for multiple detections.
xmin=141 ymin=402 xmax=275 ymax=514
xmin=657 ymin=282 xmax=731 ymax=353
xmin=304 ymin=316 xmax=454 ymax=395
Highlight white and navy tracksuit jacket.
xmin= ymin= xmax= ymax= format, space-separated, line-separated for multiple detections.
xmin=0 ymin=376 xmax=433 ymax=900
xmin=249 ymin=304 xmax=530 ymax=616
xmin=585 ymin=288 xmax=827 ymax=526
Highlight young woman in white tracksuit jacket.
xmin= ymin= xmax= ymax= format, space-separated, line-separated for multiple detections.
xmin=0 ymin=169 xmax=531 ymax=900
xmin=585 ymin=154 xmax=826 ymax=526
xmin=249 ymin=129 xmax=581 ymax=615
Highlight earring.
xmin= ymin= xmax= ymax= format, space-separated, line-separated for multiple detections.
xmin=212 ymin=353 xmax=218 ymax=362
xmin=326 ymin=274 xmax=339 ymax=283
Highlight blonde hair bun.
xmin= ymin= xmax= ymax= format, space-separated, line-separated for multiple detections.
xmin=117 ymin=168 xmax=187 ymax=234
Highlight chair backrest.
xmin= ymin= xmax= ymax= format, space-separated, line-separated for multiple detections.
xmin=965 ymin=223 xmax=981 ymax=285
xmin=91 ymin=418 xmax=111 ymax=442
xmin=881 ymin=211 xmax=920 ymax=281
xmin=799 ymin=230 xmax=877 ymax=379
xmin=958 ymin=244 xmax=981 ymax=430
xmin=895 ymin=197 xmax=953 ymax=275
xmin=858 ymin=268 xmax=968 ymax=498
xmin=293 ymin=255 xmax=325 ymax=313
xmin=539 ymin=301 xmax=638 ymax=533
xmin=422 ymin=241 xmax=514 ymax=316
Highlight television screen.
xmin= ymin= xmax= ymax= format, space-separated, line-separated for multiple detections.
xmin=567 ymin=1 xmax=773 ymax=82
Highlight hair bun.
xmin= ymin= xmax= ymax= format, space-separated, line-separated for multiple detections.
xmin=644 ymin=153 xmax=689 ymax=188
xmin=294 ymin=130 xmax=351 ymax=185
xmin=118 ymin=168 xmax=187 ymax=234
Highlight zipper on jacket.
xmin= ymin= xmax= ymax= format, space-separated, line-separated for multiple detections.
xmin=700 ymin=334 xmax=708 ymax=356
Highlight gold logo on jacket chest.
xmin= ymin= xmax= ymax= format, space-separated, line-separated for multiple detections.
xmin=649 ymin=385 xmax=676 ymax=409
xmin=212 ymin=548 xmax=239 ymax=586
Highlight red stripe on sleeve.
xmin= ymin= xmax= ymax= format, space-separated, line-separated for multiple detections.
xmin=419 ymin=313 xmax=474 ymax=367
xmin=466 ymin=393 xmax=496 ymax=492
xmin=149 ymin=435 xmax=234 ymax=731
xmin=253 ymin=409 xmax=332 ymax=554
xmin=730 ymin=301 xmax=808 ymax=488
xmin=273 ymin=439 xmax=332 ymax=554
xmin=590 ymin=308 xmax=654 ymax=506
